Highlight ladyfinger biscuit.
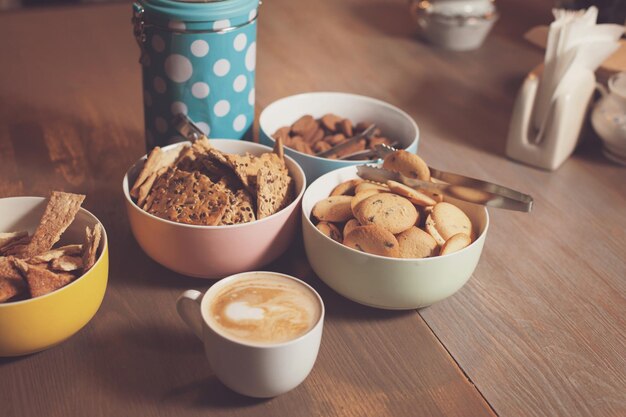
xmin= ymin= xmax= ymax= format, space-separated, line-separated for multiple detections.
xmin=425 ymin=202 xmax=473 ymax=246
xmin=386 ymin=180 xmax=437 ymax=207
xmin=316 ymin=221 xmax=342 ymax=243
xmin=312 ymin=196 xmax=353 ymax=222
xmin=344 ymin=225 xmax=400 ymax=257
xmin=354 ymin=193 xmax=418 ymax=234
xmin=396 ymin=227 xmax=438 ymax=259
xmin=382 ymin=150 xmax=430 ymax=181
xmin=440 ymin=233 xmax=472 ymax=256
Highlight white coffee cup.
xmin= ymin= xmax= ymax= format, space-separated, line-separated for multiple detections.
xmin=176 ymin=271 xmax=325 ymax=398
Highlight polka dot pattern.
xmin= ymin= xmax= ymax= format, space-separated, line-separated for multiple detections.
xmin=141 ymin=7 xmax=258 ymax=146
xmin=213 ymin=59 xmax=230 ymax=77
xmin=164 ymin=54 xmax=193 ymax=82
xmin=214 ymin=100 xmax=230 ymax=117
xmin=233 ymin=75 xmax=247 ymax=92
xmin=192 ymin=82 xmax=210 ymax=99
xmin=233 ymin=34 xmax=247 ymax=51
xmin=190 ymin=40 xmax=209 ymax=57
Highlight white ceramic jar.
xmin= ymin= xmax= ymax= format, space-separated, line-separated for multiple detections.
xmin=591 ymin=72 xmax=626 ymax=164
xmin=409 ymin=0 xmax=499 ymax=51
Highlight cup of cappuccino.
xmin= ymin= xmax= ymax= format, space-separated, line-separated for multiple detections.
xmin=176 ymin=271 xmax=324 ymax=398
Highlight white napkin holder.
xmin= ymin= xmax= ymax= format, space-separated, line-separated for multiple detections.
xmin=505 ymin=68 xmax=596 ymax=171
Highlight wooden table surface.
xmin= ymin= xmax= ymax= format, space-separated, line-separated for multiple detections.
xmin=1 ymin=1 xmax=625 ymax=416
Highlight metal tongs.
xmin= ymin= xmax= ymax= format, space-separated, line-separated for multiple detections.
xmin=356 ymin=145 xmax=533 ymax=212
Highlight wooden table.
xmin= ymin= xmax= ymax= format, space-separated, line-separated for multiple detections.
xmin=1 ymin=1 xmax=625 ymax=416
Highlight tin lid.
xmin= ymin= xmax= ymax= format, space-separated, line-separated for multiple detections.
xmin=141 ymin=0 xmax=259 ymax=22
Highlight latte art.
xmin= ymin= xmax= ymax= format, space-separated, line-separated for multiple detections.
xmin=207 ymin=274 xmax=321 ymax=345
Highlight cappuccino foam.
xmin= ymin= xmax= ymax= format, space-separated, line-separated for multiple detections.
xmin=206 ymin=274 xmax=321 ymax=345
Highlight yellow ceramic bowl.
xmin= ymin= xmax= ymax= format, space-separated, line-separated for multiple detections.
xmin=0 ymin=197 xmax=108 ymax=356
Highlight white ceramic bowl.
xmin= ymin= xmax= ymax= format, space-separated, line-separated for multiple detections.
xmin=302 ymin=166 xmax=489 ymax=310
xmin=259 ymin=92 xmax=419 ymax=182
xmin=123 ymin=140 xmax=306 ymax=279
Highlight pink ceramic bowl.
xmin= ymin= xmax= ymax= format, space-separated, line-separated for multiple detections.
xmin=122 ymin=140 xmax=306 ymax=279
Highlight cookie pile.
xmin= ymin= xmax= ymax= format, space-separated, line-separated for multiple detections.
xmin=311 ymin=150 xmax=474 ymax=258
xmin=272 ymin=114 xmax=393 ymax=159
xmin=0 ymin=191 xmax=102 ymax=303
xmin=130 ymin=137 xmax=294 ymax=226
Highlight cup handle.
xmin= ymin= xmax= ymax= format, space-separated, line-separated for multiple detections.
xmin=176 ymin=290 xmax=204 ymax=340
xmin=596 ymin=82 xmax=609 ymax=98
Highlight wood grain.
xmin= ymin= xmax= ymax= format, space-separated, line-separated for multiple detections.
xmin=0 ymin=2 xmax=494 ymax=417
xmin=0 ymin=0 xmax=625 ymax=416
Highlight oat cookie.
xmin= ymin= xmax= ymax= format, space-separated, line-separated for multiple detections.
xmin=425 ymin=202 xmax=473 ymax=245
xmin=351 ymin=190 xmax=381 ymax=216
xmin=343 ymin=218 xmax=360 ymax=238
xmin=354 ymin=193 xmax=418 ymax=234
xmin=383 ymin=150 xmax=430 ymax=181
xmin=386 ymin=180 xmax=437 ymax=207
xmin=344 ymin=225 xmax=400 ymax=257
xmin=316 ymin=222 xmax=342 ymax=243
xmin=355 ymin=182 xmax=390 ymax=194
xmin=312 ymin=196 xmax=353 ymax=223
xmin=330 ymin=179 xmax=362 ymax=197
xmin=440 ymin=233 xmax=472 ymax=256
xmin=396 ymin=227 xmax=438 ymax=258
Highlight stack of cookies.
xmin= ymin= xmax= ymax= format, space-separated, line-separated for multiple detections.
xmin=273 ymin=114 xmax=393 ymax=159
xmin=311 ymin=150 xmax=474 ymax=258
xmin=130 ymin=137 xmax=294 ymax=226
xmin=0 ymin=191 xmax=102 ymax=303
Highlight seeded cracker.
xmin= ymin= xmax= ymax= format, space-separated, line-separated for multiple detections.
xmin=12 ymin=259 xmax=74 ymax=298
xmin=256 ymin=165 xmax=293 ymax=219
xmin=146 ymin=168 xmax=228 ymax=226
xmin=82 ymin=224 xmax=102 ymax=271
xmin=220 ymin=189 xmax=256 ymax=225
xmin=5 ymin=192 xmax=85 ymax=259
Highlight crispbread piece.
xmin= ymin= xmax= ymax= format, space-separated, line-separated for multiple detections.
xmin=0 ymin=257 xmax=22 ymax=280
xmin=28 ymin=244 xmax=83 ymax=264
xmin=206 ymin=149 xmax=285 ymax=194
xmin=0 ymin=256 xmax=26 ymax=301
xmin=12 ymin=259 xmax=75 ymax=298
xmin=145 ymin=168 xmax=229 ymax=225
xmin=0 ymin=231 xmax=28 ymax=251
xmin=5 ymin=192 xmax=85 ymax=259
xmin=191 ymin=136 xmax=212 ymax=154
xmin=51 ymin=255 xmax=83 ymax=272
xmin=130 ymin=146 xmax=182 ymax=199
xmin=256 ymin=165 xmax=293 ymax=219
xmin=273 ymin=136 xmax=285 ymax=160
xmin=0 ymin=234 xmax=30 ymax=256
xmin=81 ymin=224 xmax=102 ymax=272
xmin=220 ymin=189 xmax=256 ymax=225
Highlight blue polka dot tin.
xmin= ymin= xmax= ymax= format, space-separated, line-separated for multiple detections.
xmin=132 ymin=0 xmax=259 ymax=149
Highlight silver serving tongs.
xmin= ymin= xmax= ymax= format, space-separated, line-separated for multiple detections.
xmin=356 ymin=144 xmax=533 ymax=212
xmin=173 ymin=113 xmax=207 ymax=142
